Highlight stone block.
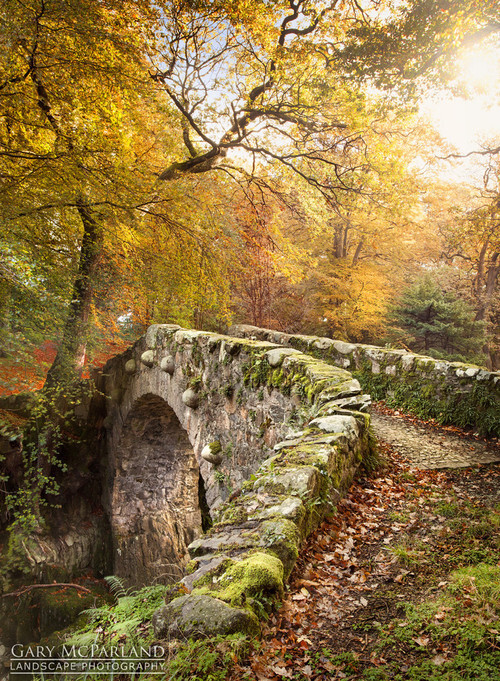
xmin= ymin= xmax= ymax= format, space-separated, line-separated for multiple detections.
xmin=152 ymin=594 xmax=260 ymax=639
xmin=255 ymin=466 xmax=320 ymax=498
xmin=124 ymin=359 xmax=136 ymax=375
xmin=140 ymin=350 xmax=155 ymax=367
xmin=160 ymin=355 xmax=175 ymax=374
xmin=310 ymin=414 xmax=360 ymax=439
xmin=182 ymin=388 xmax=199 ymax=408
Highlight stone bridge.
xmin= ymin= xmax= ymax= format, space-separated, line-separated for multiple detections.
xmin=232 ymin=325 xmax=500 ymax=438
xmin=101 ymin=324 xmax=372 ymax=590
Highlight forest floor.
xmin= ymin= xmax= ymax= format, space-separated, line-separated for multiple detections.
xmin=225 ymin=405 xmax=500 ymax=681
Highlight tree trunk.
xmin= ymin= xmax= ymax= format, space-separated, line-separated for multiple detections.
xmin=44 ymin=199 xmax=103 ymax=388
xmin=0 ymin=281 xmax=11 ymax=357
xmin=352 ymin=238 xmax=364 ymax=265
xmin=474 ymin=251 xmax=499 ymax=322
xmin=474 ymin=251 xmax=500 ymax=370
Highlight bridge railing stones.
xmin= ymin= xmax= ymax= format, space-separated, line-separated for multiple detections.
xmin=230 ymin=325 xmax=500 ymax=438
xmin=103 ymin=324 xmax=375 ymax=638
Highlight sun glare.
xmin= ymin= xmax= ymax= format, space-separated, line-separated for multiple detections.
xmin=421 ymin=44 xmax=500 ymax=159
xmin=461 ymin=51 xmax=499 ymax=91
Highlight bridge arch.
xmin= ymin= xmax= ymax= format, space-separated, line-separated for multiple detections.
xmin=110 ymin=393 xmax=202 ymax=585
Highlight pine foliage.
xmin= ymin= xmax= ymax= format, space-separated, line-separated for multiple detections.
xmin=389 ymin=275 xmax=487 ymax=363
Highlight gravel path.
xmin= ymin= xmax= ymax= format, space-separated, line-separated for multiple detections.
xmin=370 ymin=408 xmax=500 ymax=469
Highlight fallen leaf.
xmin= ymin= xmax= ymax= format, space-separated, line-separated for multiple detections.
xmin=251 ymin=661 xmax=274 ymax=681
xmin=297 ymin=579 xmax=320 ymax=587
xmin=319 ymin=658 xmax=335 ymax=672
xmin=432 ymin=654 xmax=447 ymax=666
xmin=269 ymin=665 xmax=293 ymax=678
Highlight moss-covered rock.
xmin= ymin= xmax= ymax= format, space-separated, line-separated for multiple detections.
xmin=152 ymin=594 xmax=260 ymax=639
xmin=201 ymin=441 xmax=223 ymax=464
xmin=193 ymin=552 xmax=284 ymax=609
xmin=258 ymin=518 xmax=301 ymax=577
xmin=254 ymin=465 xmax=321 ymax=499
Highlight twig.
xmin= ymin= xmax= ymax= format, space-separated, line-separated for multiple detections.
xmin=2 ymin=583 xmax=92 ymax=598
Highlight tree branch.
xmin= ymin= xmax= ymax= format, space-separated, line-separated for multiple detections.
xmin=2 ymin=583 xmax=92 ymax=598
xmin=439 ymin=145 xmax=500 ymax=160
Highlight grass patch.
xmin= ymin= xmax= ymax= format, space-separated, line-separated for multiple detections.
xmin=386 ymin=536 xmax=426 ymax=567
xmin=372 ymin=563 xmax=500 ymax=680
xmin=165 ymin=634 xmax=252 ymax=681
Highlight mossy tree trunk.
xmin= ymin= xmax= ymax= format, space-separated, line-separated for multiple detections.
xmin=45 ymin=199 xmax=104 ymax=389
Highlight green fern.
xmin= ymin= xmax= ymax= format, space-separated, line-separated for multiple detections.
xmin=65 ymin=583 xmax=168 ymax=652
xmin=66 ymin=629 xmax=101 ymax=648
xmin=104 ymin=575 xmax=130 ymax=598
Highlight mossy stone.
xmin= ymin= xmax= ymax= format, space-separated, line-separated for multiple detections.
xmin=193 ymin=552 xmax=284 ymax=608
xmin=201 ymin=441 xmax=223 ymax=464
xmin=152 ymin=594 xmax=260 ymax=639
xmin=258 ymin=518 xmax=300 ymax=577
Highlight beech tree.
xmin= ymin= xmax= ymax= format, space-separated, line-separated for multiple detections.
xmin=150 ymin=0 xmax=500 ymax=184
xmin=0 ymin=0 xmax=169 ymax=385
xmin=439 ymin=163 xmax=500 ymax=368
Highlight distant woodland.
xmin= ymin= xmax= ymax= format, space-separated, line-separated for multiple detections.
xmin=1 ymin=0 xmax=499 ymax=395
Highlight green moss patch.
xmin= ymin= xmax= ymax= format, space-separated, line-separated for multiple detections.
xmin=193 ymin=552 xmax=284 ymax=610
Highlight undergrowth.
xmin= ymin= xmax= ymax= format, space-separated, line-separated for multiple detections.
xmin=371 ymin=564 xmax=500 ymax=680
xmin=65 ymin=578 xmax=168 ymax=651
xmin=166 ymin=634 xmax=252 ymax=681
xmin=52 ymin=578 xmax=252 ymax=681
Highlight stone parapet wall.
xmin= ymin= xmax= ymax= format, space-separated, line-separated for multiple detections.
xmin=154 ymin=398 xmax=371 ymax=638
xmin=230 ymin=325 xmax=500 ymax=437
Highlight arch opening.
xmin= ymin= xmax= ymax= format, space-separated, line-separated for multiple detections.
xmin=111 ymin=394 xmax=203 ymax=585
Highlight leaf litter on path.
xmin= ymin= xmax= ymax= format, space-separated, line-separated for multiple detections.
xmin=229 ymin=435 xmax=500 ymax=681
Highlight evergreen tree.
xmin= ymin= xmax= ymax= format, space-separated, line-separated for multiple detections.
xmin=389 ymin=275 xmax=487 ymax=363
